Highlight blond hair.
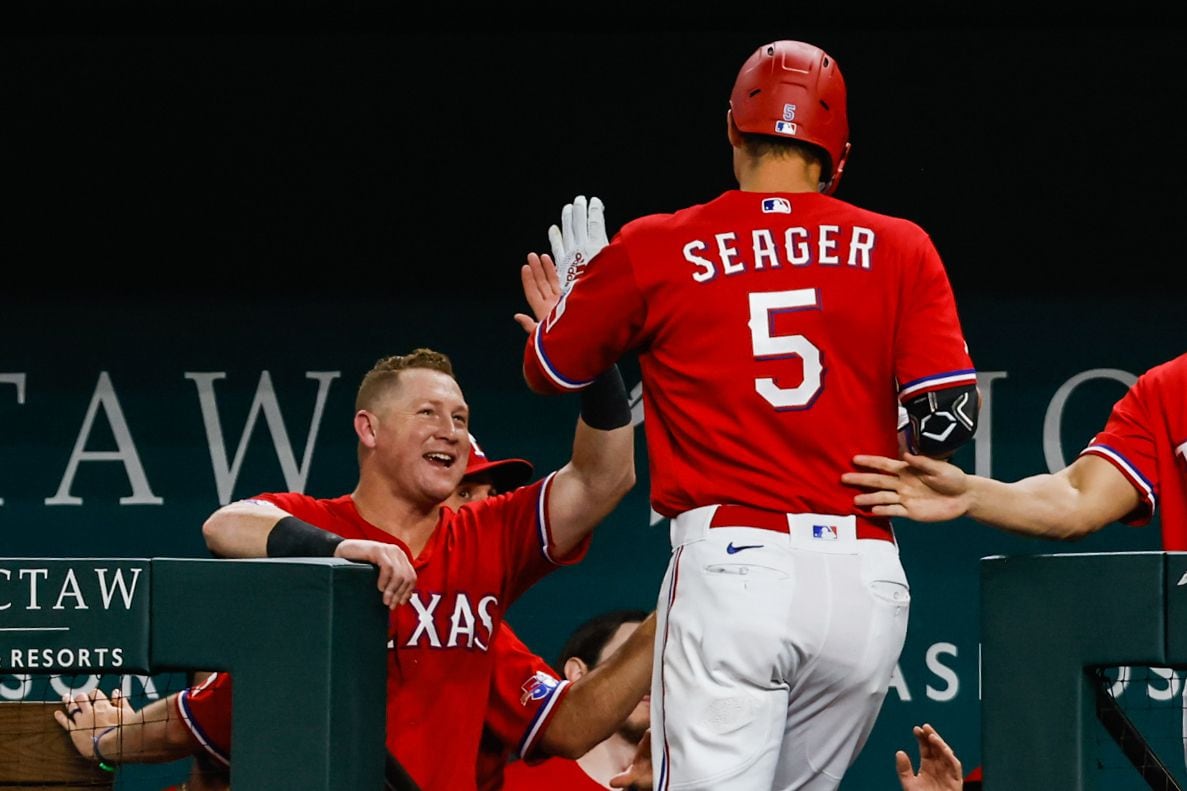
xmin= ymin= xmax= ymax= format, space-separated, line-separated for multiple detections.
xmin=355 ymin=348 xmax=456 ymax=411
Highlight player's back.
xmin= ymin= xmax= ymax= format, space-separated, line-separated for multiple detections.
xmin=605 ymin=189 xmax=972 ymax=517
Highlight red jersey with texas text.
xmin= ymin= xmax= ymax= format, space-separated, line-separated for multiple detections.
xmin=252 ymin=475 xmax=588 ymax=791
xmin=1080 ymin=352 xmax=1187 ymax=548
xmin=476 ymin=623 xmax=569 ymax=791
xmin=525 ymin=190 xmax=976 ymax=517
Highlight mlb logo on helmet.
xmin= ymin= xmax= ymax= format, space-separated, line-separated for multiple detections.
xmin=812 ymin=524 xmax=838 ymax=540
xmin=519 ymin=671 xmax=559 ymax=706
xmin=761 ymin=197 xmax=791 ymax=214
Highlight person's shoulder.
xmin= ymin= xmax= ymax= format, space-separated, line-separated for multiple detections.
xmin=1146 ymin=351 xmax=1187 ymax=380
xmin=1129 ymin=351 xmax=1187 ymax=401
xmin=828 ymin=194 xmax=932 ymax=238
xmin=619 ymin=191 xmax=731 ymax=235
xmin=255 ymin=491 xmax=350 ymax=511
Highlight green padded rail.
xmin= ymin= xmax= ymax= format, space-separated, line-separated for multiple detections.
xmin=151 ymin=558 xmax=388 ymax=790
xmin=981 ymin=552 xmax=1173 ymax=790
xmin=0 ymin=557 xmax=388 ymax=791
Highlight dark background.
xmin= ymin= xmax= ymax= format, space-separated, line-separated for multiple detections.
xmin=4 ymin=14 xmax=1185 ymax=302
xmin=2 ymin=12 xmax=1185 ymax=789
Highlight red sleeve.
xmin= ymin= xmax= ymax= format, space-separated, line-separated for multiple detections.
xmin=174 ymin=672 xmax=232 ymax=767
xmin=1079 ymin=375 xmax=1158 ymax=525
xmin=524 ymin=236 xmax=647 ymax=394
xmin=483 ymin=624 xmax=571 ymax=762
xmin=893 ymin=228 xmax=977 ymax=401
xmin=462 ymin=474 xmax=592 ymax=606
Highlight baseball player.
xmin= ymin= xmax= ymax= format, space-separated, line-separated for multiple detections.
xmin=520 ymin=40 xmax=980 ymax=789
xmin=843 ymin=349 xmax=1187 ymax=785
xmin=201 ymin=347 xmax=635 ymax=791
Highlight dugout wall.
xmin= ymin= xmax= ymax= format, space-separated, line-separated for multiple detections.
xmin=981 ymin=552 xmax=1187 ymax=790
xmin=0 ymin=557 xmax=388 ymax=790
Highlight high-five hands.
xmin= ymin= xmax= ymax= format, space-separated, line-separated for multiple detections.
xmin=515 ymin=195 xmax=608 ymax=334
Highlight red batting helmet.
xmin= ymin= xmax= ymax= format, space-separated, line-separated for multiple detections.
xmin=465 ymin=434 xmax=533 ymax=492
xmin=729 ymin=40 xmax=851 ymax=195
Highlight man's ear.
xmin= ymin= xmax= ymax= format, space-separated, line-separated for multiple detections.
xmin=726 ymin=109 xmax=742 ymax=147
xmin=355 ymin=410 xmax=378 ymax=448
xmin=563 ymin=656 xmax=590 ymax=683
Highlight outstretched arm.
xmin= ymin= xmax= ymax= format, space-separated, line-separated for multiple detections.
xmin=56 ymin=689 xmax=196 ymax=765
xmin=541 ymin=611 xmax=656 ymax=758
xmin=514 ymin=195 xmax=636 ymax=556
xmin=843 ymin=452 xmax=1140 ymax=540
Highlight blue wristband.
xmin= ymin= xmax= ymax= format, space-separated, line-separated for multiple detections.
xmin=93 ymin=724 xmax=118 ymax=771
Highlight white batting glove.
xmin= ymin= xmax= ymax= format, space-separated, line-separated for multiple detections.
xmin=547 ymin=195 xmax=608 ymax=296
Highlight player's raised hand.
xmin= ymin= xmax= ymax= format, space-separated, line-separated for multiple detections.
xmin=895 ymin=723 xmax=963 ymax=791
xmin=549 ymin=195 xmax=608 ymax=296
xmin=514 ymin=252 xmax=562 ymax=334
xmin=334 ymin=538 xmax=417 ymax=609
xmin=515 ymin=195 xmax=609 ymax=335
xmin=841 ymin=453 xmax=971 ymax=522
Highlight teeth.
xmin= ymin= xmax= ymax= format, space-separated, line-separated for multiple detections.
xmin=425 ymin=453 xmax=453 ymax=466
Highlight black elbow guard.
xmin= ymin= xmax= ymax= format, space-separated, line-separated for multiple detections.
xmin=902 ymin=383 xmax=979 ymax=457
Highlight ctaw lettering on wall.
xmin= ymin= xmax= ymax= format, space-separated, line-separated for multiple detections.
xmin=0 ymin=366 xmax=1135 ymax=514
xmin=1 ymin=370 xmax=340 ymax=507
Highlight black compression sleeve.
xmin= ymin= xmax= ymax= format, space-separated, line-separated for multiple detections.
xmin=580 ymin=364 xmax=632 ymax=430
xmin=266 ymin=516 xmax=346 ymax=558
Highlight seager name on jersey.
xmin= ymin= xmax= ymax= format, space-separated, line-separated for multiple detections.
xmin=684 ymin=224 xmax=876 ymax=282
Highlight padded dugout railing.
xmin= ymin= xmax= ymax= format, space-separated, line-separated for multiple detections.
xmin=981 ymin=552 xmax=1187 ymax=790
xmin=0 ymin=558 xmax=387 ymax=790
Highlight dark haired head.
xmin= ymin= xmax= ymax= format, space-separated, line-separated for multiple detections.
xmin=556 ymin=608 xmax=649 ymax=670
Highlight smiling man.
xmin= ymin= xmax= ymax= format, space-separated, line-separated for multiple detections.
xmin=200 ymin=347 xmax=635 ymax=791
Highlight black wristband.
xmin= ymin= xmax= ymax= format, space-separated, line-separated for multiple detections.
xmin=266 ymin=516 xmax=346 ymax=558
xmin=579 ymin=364 xmax=632 ymax=430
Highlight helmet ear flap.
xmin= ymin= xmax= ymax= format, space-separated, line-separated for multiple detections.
xmin=822 ymin=142 xmax=851 ymax=195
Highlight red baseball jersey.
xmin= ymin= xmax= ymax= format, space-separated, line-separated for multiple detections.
xmin=476 ymin=623 xmax=569 ymax=791
xmin=1080 ymin=352 xmax=1187 ymax=548
xmin=174 ymin=671 xmax=231 ymax=767
xmin=525 ymin=190 xmax=976 ymax=518
xmin=251 ymin=474 xmax=589 ymax=791
xmin=501 ymin=755 xmax=605 ymax=790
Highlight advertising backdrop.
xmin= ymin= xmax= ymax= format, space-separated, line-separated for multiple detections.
xmin=3 ymin=19 xmax=1185 ymax=789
